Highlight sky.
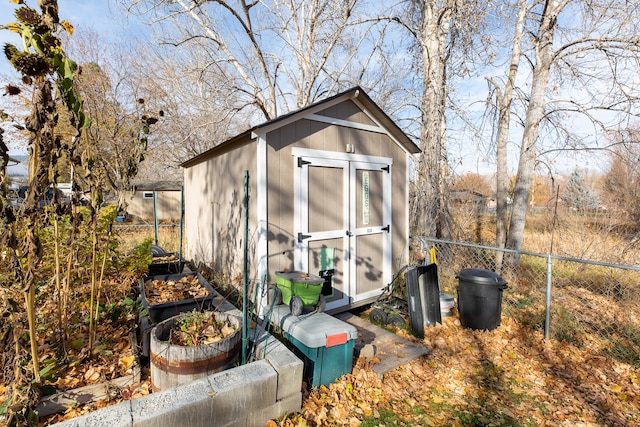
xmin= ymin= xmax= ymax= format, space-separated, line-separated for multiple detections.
xmin=1 ymin=0 xmax=145 ymax=162
xmin=1 ymin=0 xmax=142 ymax=78
xmin=0 ymin=0 xmax=131 ymax=73
xmin=0 ymin=0 xmax=615 ymax=179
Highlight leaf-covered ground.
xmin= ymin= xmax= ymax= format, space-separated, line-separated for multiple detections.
xmin=10 ymin=256 xmax=636 ymax=427
xmin=36 ymin=299 xmax=640 ymax=426
xmin=273 ymin=314 xmax=640 ymax=427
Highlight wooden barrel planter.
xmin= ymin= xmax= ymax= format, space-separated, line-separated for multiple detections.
xmin=150 ymin=311 xmax=242 ymax=391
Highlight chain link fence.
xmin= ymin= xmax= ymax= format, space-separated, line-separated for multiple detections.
xmin=114 ymin=223 xmax=183 ymax=254
xmin=412 ymin=237 xmax=640 ymax=368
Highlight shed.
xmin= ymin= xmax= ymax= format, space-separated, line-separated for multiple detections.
xmin=181 ymin=87 xmax=420 ymax=313
xmin=125 ymin=181 xmax=183 ymax=222
xmin=450 ymin=189 xmax=493 ymax=213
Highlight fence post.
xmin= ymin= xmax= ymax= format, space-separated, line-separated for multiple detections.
xmin=153 ymin=191 xmax=159 ymax=246
xmin=544 ymin=254 xmax=552 ymax=340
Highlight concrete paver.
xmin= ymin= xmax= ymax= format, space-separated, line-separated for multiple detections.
xmin=335 ymin=312 xmax=429 ymax=375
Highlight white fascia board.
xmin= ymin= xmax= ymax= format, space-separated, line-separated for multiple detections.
xmin=250 ymin=91 xmax=359 ymax=138
xmin=351 ymin=97 xmax=409 ymax=154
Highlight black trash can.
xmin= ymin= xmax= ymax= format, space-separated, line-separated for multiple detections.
xmin=456 ymin=268 xmax=507 ymax=331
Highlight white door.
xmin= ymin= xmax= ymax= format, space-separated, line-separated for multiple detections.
xmin=294 ymin=150 xmax=392 ymax=312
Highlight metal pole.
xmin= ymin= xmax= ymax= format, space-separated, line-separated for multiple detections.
xmin=242 ymin=171 xmax=250 ymax=365
xmin=153 ymin=191 xmax=159 ymax=246
xmin=544 ymin=254 xmax=552 ymax=340
xmin=179 ymin=185 xmax=184 ymax=271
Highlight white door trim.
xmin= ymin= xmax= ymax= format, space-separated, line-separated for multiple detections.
xmin=293 ymin=148 xmax=393 ymax=311
xmin=292 ymin=147 xmax=393 ymax=167
xmin=349 ymin=161 xmax=393 ymax=303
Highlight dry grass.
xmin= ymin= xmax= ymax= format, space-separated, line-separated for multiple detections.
xmin=522 ymin=208 xmax=640 ymax=265
xmin=452 ymin=207 xmax=640 ymax=266
xmin=114 ymin=224 xmax=184 ymax=255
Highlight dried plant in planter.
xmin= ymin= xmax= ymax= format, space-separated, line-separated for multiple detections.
xmin=143 ymin=275 xmax=208 ymax=305
xmin=169 ymin=310 xmax=237 ymax=346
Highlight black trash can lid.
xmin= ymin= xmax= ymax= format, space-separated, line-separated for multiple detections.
xmin=456 ymin=268 xmax=507 ymax=286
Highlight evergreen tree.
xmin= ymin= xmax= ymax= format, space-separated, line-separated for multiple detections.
xmin=563 ymin=169 xmax=599 ymax=212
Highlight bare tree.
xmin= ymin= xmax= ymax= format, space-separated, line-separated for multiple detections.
xmin=127 ymin=40 xmax=250 ymax=175
xmin=397 ymin=0 xmax=489 ymax=239
xmin=65 ymin=30 xmax=165 ymax=208
xmin=119 ymin=0 xmax=380 ymax=122
xmin=602 ymin=132 xmax=640 ymax=224
xmin=481 ymin=0 xmax=640 ymax=262
xmin=486 ymin=0 xmax=527 ymax=270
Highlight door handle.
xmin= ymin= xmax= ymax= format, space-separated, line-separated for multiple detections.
xmin=298 ymin=233 xmax=312 ymax=243
xmin=346 ymin=230 xmax=353 ymax=237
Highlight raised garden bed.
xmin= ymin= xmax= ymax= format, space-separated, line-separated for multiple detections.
xmin=148 ymin=252 xmax=184 ymax=276
xmin=140 ymin=272 xmax=217 ymax=323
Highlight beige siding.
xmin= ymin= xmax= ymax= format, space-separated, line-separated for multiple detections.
xmin=265 ymin=127 xmax=296 ymax=275
xmin=184 ymin=95 xmax=412 ymax=297
xmin=184 ymin=139 xmax=258 ymax=281
xmin=125 ymin=190 xmax=182 ymax=222
xmin=318 ymin=100 xmax=376 ymax=126
xmin=265 ymin=99 xmax=410 ymax=280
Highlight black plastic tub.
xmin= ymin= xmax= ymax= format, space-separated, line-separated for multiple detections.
xmin=148 ymin=253 xmax=185 ymax=276
xmin=140 ymin=272 xmax=217 ymax=323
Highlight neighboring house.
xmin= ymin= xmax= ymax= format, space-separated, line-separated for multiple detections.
xmin=450 ymin=189 xmax=493 ymax=213
xmin=181 ymin=87 xmax=421 ymax=314
xmin=126 ymin=181 xmax=183 ymax=222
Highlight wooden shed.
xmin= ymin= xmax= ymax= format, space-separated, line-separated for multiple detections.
xmin=125 ymin=181 xmax=183 ymax=222
xmin=181 ymin=87 xmax=420 ymax=313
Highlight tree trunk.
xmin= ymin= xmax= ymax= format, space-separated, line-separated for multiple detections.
xmin=414 ymin=0 xmax=452 ymax=239
xmin=493 ymin=0 xmax=526 ymax=272
xmin=506 ymin=0 xmax=561 ymax=263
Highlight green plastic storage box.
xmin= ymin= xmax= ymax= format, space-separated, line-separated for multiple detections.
xmin=271 ymin=305 xmax=358 ymax=387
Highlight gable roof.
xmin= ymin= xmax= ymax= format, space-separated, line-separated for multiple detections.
xmin=181 ymin=87 xmax=420 ymax=168
xmin=132 ymin=181 xmax=183 ymax=191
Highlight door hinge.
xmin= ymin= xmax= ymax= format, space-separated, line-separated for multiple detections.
xmin=381 ymin=165 xmax=390 ymax=173
xmin=382 ymin=225 xmax=390 ymax=232
xmin=297 ymin=232 xmax=312 ymax=242
xmin=298 ymin=158 xmax=311 ymax=168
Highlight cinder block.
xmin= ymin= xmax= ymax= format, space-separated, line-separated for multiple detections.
xmin=133 ymin=377 xmax=219 ymax=427
xmin=131 ymin=387 xmax=180 ymax=427
xmin=245 ymin=392 xmax=303 ymax=427
xmin=208 ymin=360 xmax=277 ymax=416
xmin=49 ymin=329 xmax=300 ymax=427
xmin=259 ymin=337 xmax=303 ymax=400
xmin=49 ymin=401 xmax=133 ymax=427
xmin=130 ymin=361 xmax=277 ymax=427
xmin=254 ymin=330 xmax=304 ymax=400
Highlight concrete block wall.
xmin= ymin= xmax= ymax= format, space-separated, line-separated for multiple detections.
xmin=49 ymin=317 xmax=303 ymax=427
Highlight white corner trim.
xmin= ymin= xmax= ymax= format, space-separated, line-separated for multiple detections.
xmin=256 ymin=132 xmax=269 ymax=281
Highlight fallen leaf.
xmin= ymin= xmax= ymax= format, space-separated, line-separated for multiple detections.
xmin=119 ymin=355 xmax=135 ymax=370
